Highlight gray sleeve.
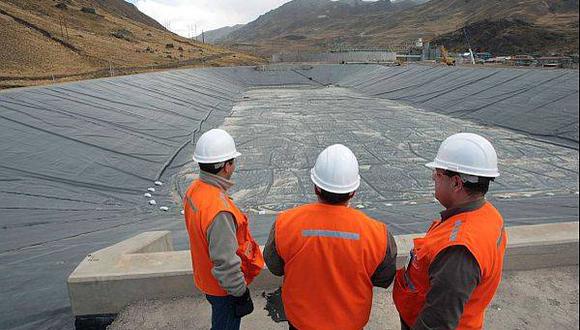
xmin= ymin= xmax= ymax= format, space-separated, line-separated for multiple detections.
xmin=207 ymin=211 xmax=247 ymax=297
xmin=412 ymin=246 xmax=481 ymax=330
xmin=263 ymin=220 xmax=285 ymax=276
xmin=371 ymin=229 xmax=398 ymax=288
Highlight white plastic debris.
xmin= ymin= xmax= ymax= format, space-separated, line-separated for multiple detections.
xmin=258 ymin=210 xmax=266 ymax=215
xmin=154 ymin=181 xmax=163 ymax=186
xmin=385 ymin=203 xmax=393 ymax=207
xmin=180 ymin=210 xmax=185 ymax=215
xmin=356 ymin=204 xmax=365 ymax=209
xmin=148 ymin=200 xmax=157 ymax=205
xmin=159 ymin=206 xmax=169 ymax=212
xmin=144 ymin=193 xmax=152 ymax=198
xmin=147 ymin=187 xmax=156 ymax=193
xmin=409 ymin=201 xmax=417 ymax=205
xmin=546 ymin=192 xmax=556 ymax=196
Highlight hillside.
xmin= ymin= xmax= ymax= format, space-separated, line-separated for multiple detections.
xmin=201 ymin=24 xmax=245 ymax=44
xmin=218 ymin=0 xmax=579 ymax=56
xmin=0 ymin=0 xmax=265 ymax=89
xmin=433 ymin=18 xmax=579 ymax=56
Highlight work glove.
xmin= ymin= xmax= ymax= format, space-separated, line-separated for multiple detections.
xmin=233 ymin=288 xmax=254 ymax=318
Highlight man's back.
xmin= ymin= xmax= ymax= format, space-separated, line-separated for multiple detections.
xmin=275 ymin=203 xmax=389 ymax=330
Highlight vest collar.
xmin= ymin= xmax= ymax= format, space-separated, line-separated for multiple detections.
xmin=440 ymin=198 xmax=486 ymax=222
xmin=199 ymin=171 xmax=234 ymax=192
xmin=316 ymin=201 xmax=350 ymax=208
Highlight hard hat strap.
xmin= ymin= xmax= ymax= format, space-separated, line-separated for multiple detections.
xmin=212 ymin=161 xmax=226 ymax=169
xmin=459 ymin=173 xmax=480 ymax=184
xmin=444 ymin=170 xmax=484 ymax=184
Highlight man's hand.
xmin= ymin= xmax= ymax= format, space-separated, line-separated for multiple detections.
xmin=234 ymin=288 xmax=254 ymax=318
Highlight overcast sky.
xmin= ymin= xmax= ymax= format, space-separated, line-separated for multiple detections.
xmin=127 ymin=0 xmax=385 ymax=37
xmin=126 ymin=0 xmax=293 ymax=37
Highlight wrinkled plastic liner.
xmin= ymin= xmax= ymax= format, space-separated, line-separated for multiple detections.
xmin=0 ymin=65 xmax=577 ymax=330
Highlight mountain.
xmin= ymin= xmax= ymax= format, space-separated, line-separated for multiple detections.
xmin=432 ymin=18 xmax=579 ymax=56
xmin=93 ymin=0 xmax=165 ymax=29
xmin=219 ymin=0 xmax=416 ymax=51
xmin=0 ymin=0 xmax=264 ymax=89
xmin=199 ymin=24 xmax=245 ymax=44
xmin=218 ymin=0 xmax=579 ymax=56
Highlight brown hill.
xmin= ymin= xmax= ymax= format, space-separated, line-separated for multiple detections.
xmin=219 ymin=0 xmax=579 ymax=56
xmin=91 ymin=0 xmax=165 ymax=29
xmin=201 ymin=24 xmax=246 ymax=44
xmin=432 ymin=18 xmax=579 ymax=56
xmin=0 ymin=0 xmax=265 ymax=89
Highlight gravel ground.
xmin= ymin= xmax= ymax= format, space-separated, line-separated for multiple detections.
xmin=109 ymin=265 xmax=580 ymax=330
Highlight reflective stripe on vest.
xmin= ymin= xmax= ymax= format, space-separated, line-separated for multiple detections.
xmin=184 ymin=179 xmax=264 ymax=296
xmin=302 ymin=229 xmax=360 ymax=240
xmin=450 ymin=220 xmax=463 ymax=241
xmin=276 ymin=203 xmax=388 ymax=330
xmin=393 ymin=202 xmax=507 ymax=330
xmin=185 ymin=196 xmax=198 ymax=212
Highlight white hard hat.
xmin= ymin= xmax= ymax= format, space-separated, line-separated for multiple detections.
xmin=193 ymin=129 xmax=241 ymax=164
xmin=426 ymin=133 xmax=500 ymax=178
xmin=311 ymin=144 xmax=361 ymax=194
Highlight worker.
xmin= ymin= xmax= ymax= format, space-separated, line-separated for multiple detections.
xmin=264 ymin=144 xmax=398 ymax=330
xmin=183 ymin=128 xmax=264 ymax=330
xmin=393 ymin=133 xmax=507 ymax=330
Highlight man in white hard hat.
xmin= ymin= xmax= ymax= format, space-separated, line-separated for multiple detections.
xmin=264 ymin=144 xmax=398 ymax=330
xmin=393 ymin=133 xmax=507 ymax=330
xmin=183 ymin=128 xmax=264 ymax=330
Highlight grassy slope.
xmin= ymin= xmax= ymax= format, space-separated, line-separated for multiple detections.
xmin=0 ymin=0 xmax=265 ymax=88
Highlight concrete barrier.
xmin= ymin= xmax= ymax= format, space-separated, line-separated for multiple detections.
xmin=67 ymin=232 xmax=196 ymax=328
xmin=67 ymin=222 xmax=579 ymax=328
xmin=503 ymin=222 xmax=579 ymax=271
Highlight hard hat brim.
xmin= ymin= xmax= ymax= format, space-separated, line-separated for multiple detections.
xmin=425 ymin=161 xmax=500 ymax=178
xmin=310 ymin=168 xmax=360 ymax=194
xmin=425 ymin=162 xmax=437 ymax=170
xmin=193 ymin=151 xmax=241 ymax=164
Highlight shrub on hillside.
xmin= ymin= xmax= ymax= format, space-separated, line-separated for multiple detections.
xmin=81 ymin=7 xmax=96 ymax=14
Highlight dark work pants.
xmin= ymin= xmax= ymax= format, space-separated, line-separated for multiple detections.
xmin=206 ymin=294 xmax=241 ymax=330
xmin=400 ymin=317 xmax=411 ymax=330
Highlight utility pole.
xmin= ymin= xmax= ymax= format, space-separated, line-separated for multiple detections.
xmin=58 ymin=14 xmax=65 ymax=40
xmin=463 ymin=28 xmax=475 ymax=65
xmin=58 ymin=11 xmax=70 ymax=41
xmin=163 ymin=19 xmax=171 ymax=31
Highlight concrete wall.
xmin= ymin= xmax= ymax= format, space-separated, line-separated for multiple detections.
xmin=67 ymin=222 xmax=579 ymax=319
xmin=68 ymin=232 xmax=196 ymax=316
xmin=272 ymin=51 xmax=397 ymax=63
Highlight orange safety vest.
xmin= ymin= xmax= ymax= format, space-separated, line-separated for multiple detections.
xmin=183 ymin=179 xmax=264 ymax=296
xmin=393 ymin=202 xmax=507 ymax=330
xmin=275 ymin=203 xmax=388 ymax=330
